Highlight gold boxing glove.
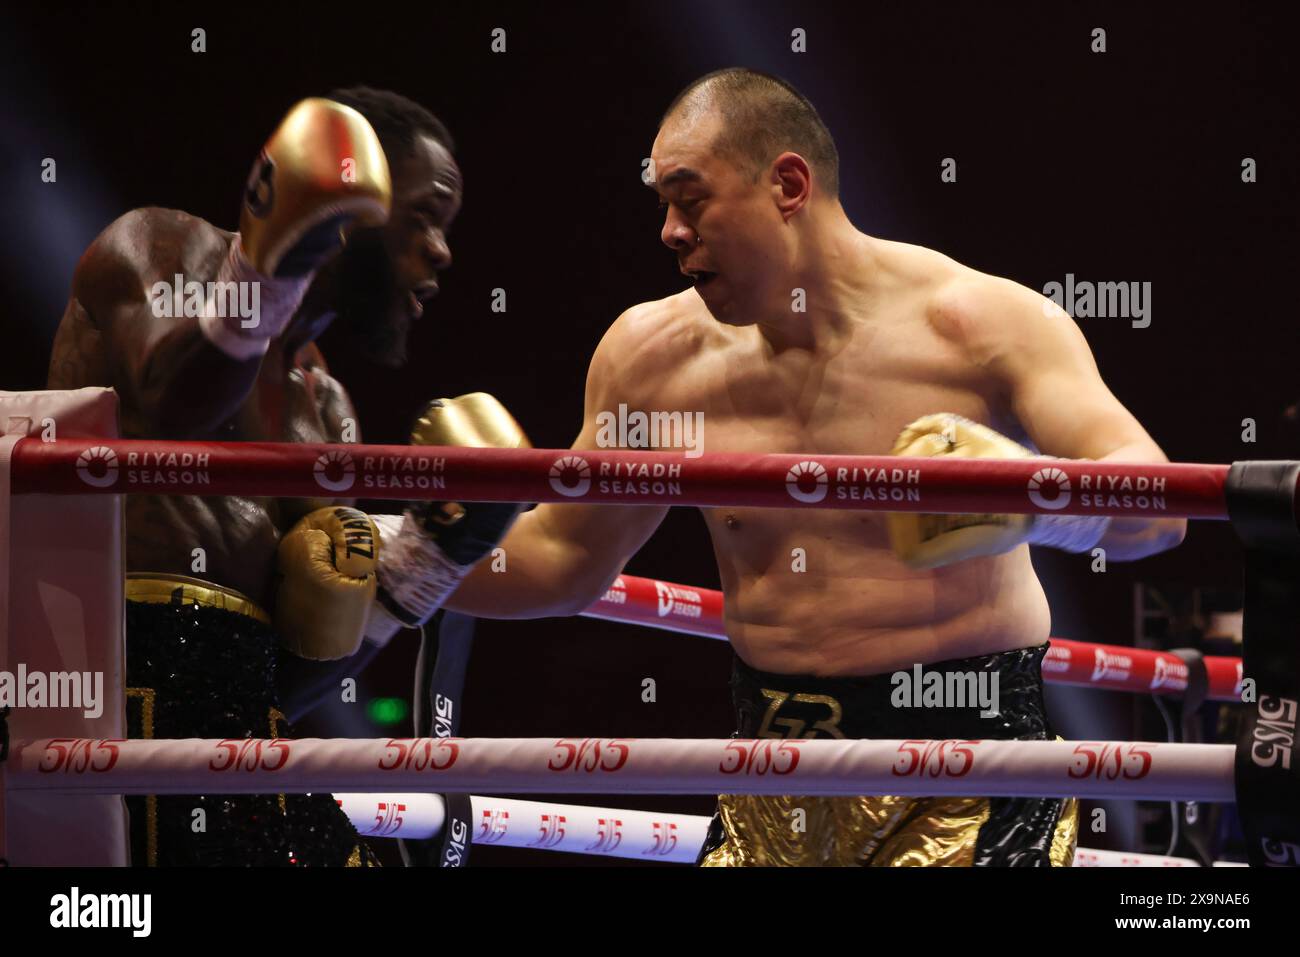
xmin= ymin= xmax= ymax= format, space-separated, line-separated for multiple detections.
xmin=275 ymin=506 xmax=380 ymax=660
xmin=240 ymin=98 xmax=391 ymax=278
xmin=885 ymin=413 xmax=1111 ymax=569
xmin=408 ymin=392 xmax=531 ymax=565
xmin=372 ymin=394 xmax=531 ymax=630
xmin=886 ymin=413 xmax=1035 ymax=569
xmin=411 ymin=392 xmax=531 ymax=450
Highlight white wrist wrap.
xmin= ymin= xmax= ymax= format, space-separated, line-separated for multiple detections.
xmin=373 ymin=511 xmax=469 ymax=628
xmin=362 ymin=597 xmax=404 ymax=649
xmin=1028 ymin=513 xmax=1111 ymax=553
xmin=198 ymin=235 xmax=311 ymax=360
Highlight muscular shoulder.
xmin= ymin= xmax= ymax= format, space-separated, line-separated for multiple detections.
xmin=589 ymin=290 xmax=715 ymax=403
xmin=73 ymin=207 xmax=230 ymax=313
xmin=922 ymin=259 xmax=1055 ymax=369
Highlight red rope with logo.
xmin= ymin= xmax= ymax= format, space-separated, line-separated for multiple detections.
xmin=11 ymin=439 xmax=1231 ymax=518
xmin=580 ymin=575 xmax=1244 ymax=702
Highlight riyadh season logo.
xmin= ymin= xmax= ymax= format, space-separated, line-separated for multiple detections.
xmin=1027 ymin=466 xmax=1071 ymax=510
xmin=75 ymin=446 xmax=119 ymax=488
xmin=549 ymin=455 xmax=592 ymax=497
xmin=314 ymin=449 xmax=356 ymax=492
xmin=785 ymin=460 xmax=828 ymax=503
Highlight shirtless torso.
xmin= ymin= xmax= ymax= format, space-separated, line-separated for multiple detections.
xmin=595 ymin=240 xmax=1050 ymax=676
xmin=445 ymin=234 xmax=1150 ymax=676
xmin=47 ymin=208 xmax=353 ymax=607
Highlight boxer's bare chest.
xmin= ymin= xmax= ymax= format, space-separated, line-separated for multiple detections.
xmin=667 ymin=299 xmax=1015 ymax=459
xmin=127 ymin=346 xmax=346 ymax=604
xmin=624 ymin=271 xmax=1051 ymax=672
xmin=651 ymin=291 xmax=1019 ymax=553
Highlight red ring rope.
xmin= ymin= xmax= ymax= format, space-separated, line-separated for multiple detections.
xmin=581 ymin=574 xmax=1245 ymax=702
xmin=11 ymin=439 xmax=1232 ymax=518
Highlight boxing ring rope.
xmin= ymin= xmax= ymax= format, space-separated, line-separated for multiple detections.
xmin=8 ymin=438 xmax=1250 ymax=707
xmin=325 ymin=574 xmax=1244 ymax=864
xmin=323 ymin=575 xmax=1245 ymax=863
xmin=2 ymin=433 xmax=1262 ymax=865
xmin=10 ymin=438 xmax=1234 ymax=518
xmin=8 ymin=736 xmax=1234 ymax=802
xmin=581 ymin=574 xmax=1246 ymax=702
xmin=334 ymin=792 xmax=709 ymax=863
xmin=331 ymin=792 xmax=1241 ymax=866
xmin=1072 ymin=848 xmax=1245 ymax=868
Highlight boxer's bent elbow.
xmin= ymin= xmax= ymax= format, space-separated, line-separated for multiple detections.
xmin=549 ymin=561 xmax=623 ymax=618
xmin=447 ymin=536 xmax=611 ymax=619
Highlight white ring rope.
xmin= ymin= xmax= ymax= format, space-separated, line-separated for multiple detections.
xmin=335 ymin=793 xmax=709 ymax=863
xmin=334 ymin=792 xmax=1240 ymax=866
xmin=10 ymin=736 xmax=1234 ymax=802
xmin=1072 ymin=847 xmax=1244 ymax=868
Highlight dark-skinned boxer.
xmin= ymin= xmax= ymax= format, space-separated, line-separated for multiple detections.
xmin=47 ymin=90 xmax=528 ymax=865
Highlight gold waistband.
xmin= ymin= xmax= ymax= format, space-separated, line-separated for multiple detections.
xmin=125 ymin=573 xmax=270 ymax=625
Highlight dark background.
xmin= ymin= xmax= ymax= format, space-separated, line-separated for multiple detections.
xmin=3 ymin=1 xmax=1296 ymax=864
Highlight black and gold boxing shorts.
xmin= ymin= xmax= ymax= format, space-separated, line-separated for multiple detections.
xmin=697 ymin=644 xmax=1077 ymax=867
xmin=125 ymin=573 xmax=374 ymax=867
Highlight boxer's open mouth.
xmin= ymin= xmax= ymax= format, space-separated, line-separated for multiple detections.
xmin=688 ymin=270 xmax=718 ymax=288
xmin=409 ymin=283 xmax=439 ymax=319
xmin=408 ymin=291 xmax=424 ymax=320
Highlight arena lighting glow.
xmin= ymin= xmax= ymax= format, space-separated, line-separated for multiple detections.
xmin=366 ymin=698 xmax=409 ymax=726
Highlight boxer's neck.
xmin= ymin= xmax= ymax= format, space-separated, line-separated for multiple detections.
xmin=755 ymin=214 xmax=877 ymax=352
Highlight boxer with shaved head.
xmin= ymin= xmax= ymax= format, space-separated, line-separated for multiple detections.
xmin=447 ymin=68 xmax=1184 ymax=867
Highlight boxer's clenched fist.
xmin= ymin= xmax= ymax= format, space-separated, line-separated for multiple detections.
xmin=886 ymin=413 xmax=1111 ymax=569
xmin=886 ymin=413 xmax=1035 ymax=569
xmin=373 ymin=393 xmax=532 ymax=630
xmin=275 ymin=506 xmax=380 ymax=660
xmin=240 ymin=97 xmax=391 ymax=279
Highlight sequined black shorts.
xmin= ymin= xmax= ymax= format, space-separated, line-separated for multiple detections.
xmin=125 ymin=576 xmax=373 ymax=866
xmin=697 ymin=644 xmax=1078 ymax=866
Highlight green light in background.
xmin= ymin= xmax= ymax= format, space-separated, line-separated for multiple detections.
xmin=367 ymin=697 xmax=410 ymax=726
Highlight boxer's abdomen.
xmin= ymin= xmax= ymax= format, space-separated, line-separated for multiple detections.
xmin=126 ymin=493 xmax=282 ymax=607
xmin=706 ymin=505 xmax=1051 ymax=676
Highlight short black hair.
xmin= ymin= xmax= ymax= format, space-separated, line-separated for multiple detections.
xmin=661 ymin=68 xmax=839 ymax=197
xmin=326 ymin=86 xmax=455 ymax=161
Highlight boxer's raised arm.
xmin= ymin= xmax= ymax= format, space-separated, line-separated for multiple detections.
xmin=49 ymin=212 xmax=264 ymax=438
xmin=50 ymin=101 xmax=389 ymax=439
xmin=446 ymin=312 xmax=669 ymax=618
